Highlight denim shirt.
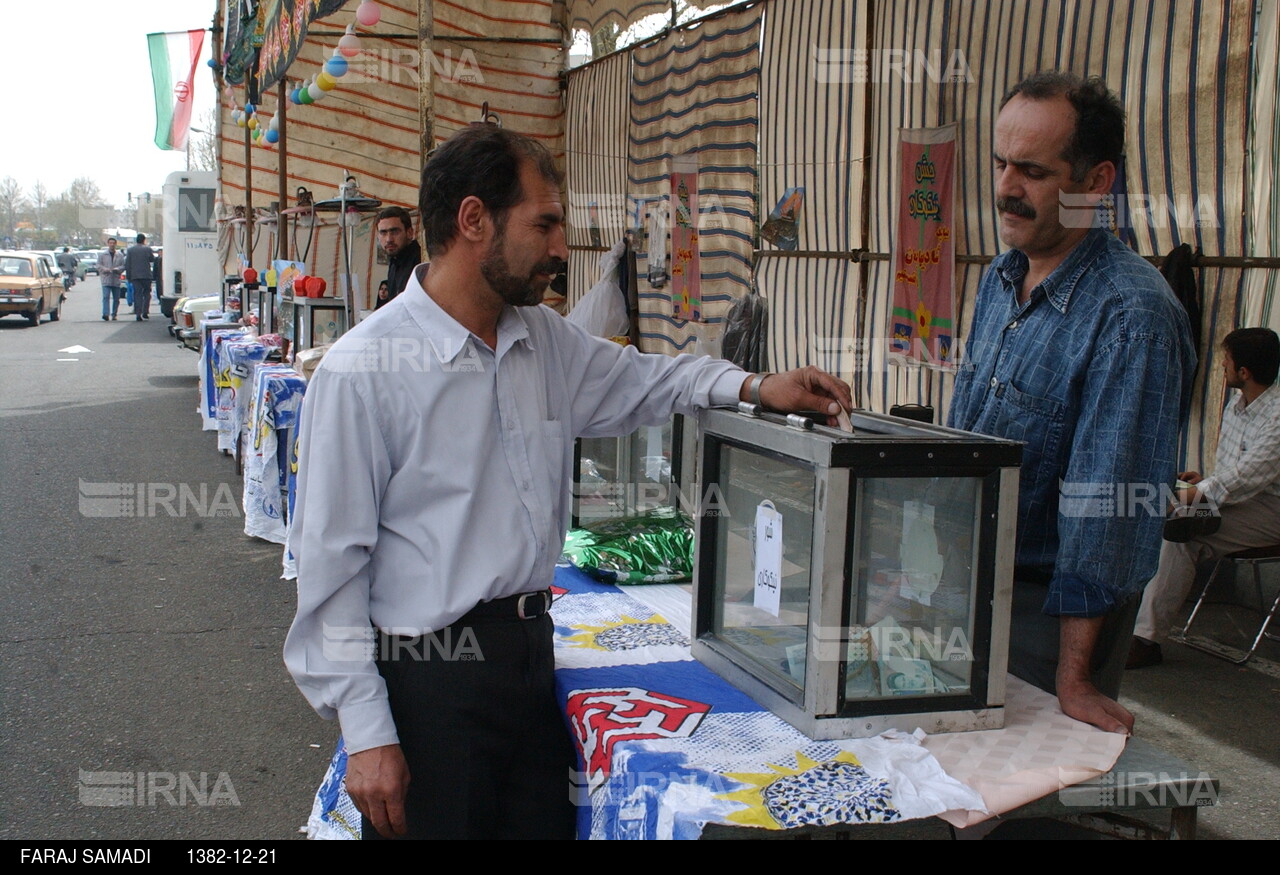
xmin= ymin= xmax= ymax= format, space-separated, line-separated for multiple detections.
xmin=948 ymin=229 xmax=1196 ymax=617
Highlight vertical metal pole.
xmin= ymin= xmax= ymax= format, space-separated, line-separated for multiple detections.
xmin=341 ymin=173 xmax=354 ymax=328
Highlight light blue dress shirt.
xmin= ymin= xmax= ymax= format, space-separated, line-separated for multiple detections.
xmin=284 ymin=268 xmax=746 ymax=753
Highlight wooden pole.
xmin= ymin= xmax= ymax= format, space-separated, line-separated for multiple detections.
xmin=418 ymin=1 xmax=434 ymax=183
xmin=278 ymin=78 xmax=289 ymax=262
xmin=244 ymin=115 xmax=253 ymax=270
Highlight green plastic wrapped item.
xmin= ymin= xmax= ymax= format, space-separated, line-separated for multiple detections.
xmin=562 ymin=506 xmax=694 ymax=585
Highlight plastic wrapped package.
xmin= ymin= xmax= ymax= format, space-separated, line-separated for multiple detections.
xmin=562 ymin=506 xmax=694 ymax=585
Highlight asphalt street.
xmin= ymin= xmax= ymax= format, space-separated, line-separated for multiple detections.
xmin=0 ymin=277 xmax=336 ymax=840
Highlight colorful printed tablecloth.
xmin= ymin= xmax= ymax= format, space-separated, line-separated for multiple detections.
xmin=197 ymin=320 xmax=240 ymax=430
xmin=305 ymin=564 xmax=987 ymax=840
xmin=242 ymin=365 xmax=306 ymax=544
xmin=218 ymin=339 xmax=271 ymax=456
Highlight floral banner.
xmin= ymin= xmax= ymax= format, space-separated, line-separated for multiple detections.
xmin=889 ymin=125 xmax=956 ymax=368
xmin=670 ymin=154 xmax=702 ymax=321
xmin=256 ymin=0 xmax=346 ymax=91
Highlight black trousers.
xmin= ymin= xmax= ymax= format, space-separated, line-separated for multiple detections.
xmin=363 ymin=610 xmax=577 ymax=840
xmin=1007 ymin=579 xmax=1140 ymax=699
xmin=132 ymin=279 xmax=152 ymax=316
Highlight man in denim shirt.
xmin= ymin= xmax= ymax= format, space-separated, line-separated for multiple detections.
xmin=948 ymin=72 xmax=1195 ymax=733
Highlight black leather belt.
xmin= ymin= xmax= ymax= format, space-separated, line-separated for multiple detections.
xmin=458 ymin=589 xmax=553 ymax=622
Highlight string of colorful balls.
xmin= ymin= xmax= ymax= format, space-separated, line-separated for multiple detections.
xmin=226 ymin=1 xmax=383 ymax=147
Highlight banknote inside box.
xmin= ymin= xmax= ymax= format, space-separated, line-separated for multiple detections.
xmin=691 ymin=406 xmax=1022 ymax=739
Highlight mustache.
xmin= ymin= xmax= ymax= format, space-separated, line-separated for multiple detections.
xmin=534 ymin=259 xmax=567 ymax=276
xmin=996 ymin=196 xmax=1036 ymax=219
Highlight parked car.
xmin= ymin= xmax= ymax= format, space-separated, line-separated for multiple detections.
xmin=76 ymin=250 xmax=101 ymax=279
xmin=0 ymin=251 xmax=64 ymax=325
xmin=171 ymin=294 xmax=223 ymax=350
xmin=30 ymin=251 xmax=64 ymax=280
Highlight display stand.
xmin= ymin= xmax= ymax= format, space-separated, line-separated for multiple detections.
xmin=291 ymin=296 xmax=349 ymax=351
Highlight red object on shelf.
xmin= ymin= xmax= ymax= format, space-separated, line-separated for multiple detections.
xmin=294 ymin=274 xmax=309 ymax=296
xmin=243 ymin=267 xmax=258 ymax=283
xmin=307 ymin=276 xmax=327 ymax=296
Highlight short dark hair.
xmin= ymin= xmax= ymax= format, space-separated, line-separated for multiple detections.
xmin=376 ymin=206 xmax=413 ymax=230
xmin=1223 ymin=327 xmax=1280 ymax=386
xmin=1001 ymin=72 xmax=1125 ymax=182
xmin=418 ymin=125 xmax=563 ymax=258
xmin=136 ymin=233 xmax=146 ymax=243
xmin=107 ymin=237 xmax=117 ymax=243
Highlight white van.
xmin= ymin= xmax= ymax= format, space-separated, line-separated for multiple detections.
xmin=158 ymin=170 xmax=218 ymax=318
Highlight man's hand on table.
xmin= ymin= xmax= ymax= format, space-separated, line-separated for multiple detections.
xmin=740 ymin=366 xmax=853 ymax=427
xmin=1057 ymin=616 xmax=1134 ymax=734
xmin=346 ymin=743 xmax=411 ymax=838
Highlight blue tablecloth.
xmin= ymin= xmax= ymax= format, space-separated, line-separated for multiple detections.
xmin=306 ymin=565 xmax=985 ymax=839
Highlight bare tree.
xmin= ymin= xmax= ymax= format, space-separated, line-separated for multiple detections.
xmin=47 ymin=195 xmax=80 ymax=243
xmin=0 ymin=176 xmax=27 ymax=243
xmin=67 ymin=177 xmax=106 ymax=210
xmin=57 ymin=178 xmax=109 ymax=246
xmin=28 ymin=181 xmax=51 ymax=243
xmin=188 ymin=107 xmax=218 ymax=173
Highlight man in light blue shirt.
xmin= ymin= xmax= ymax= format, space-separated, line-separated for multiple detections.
xmin=285 ymin=124 xmax=851 ymax=839
xmin=948 ymin=72 xmax=1195 ymax=734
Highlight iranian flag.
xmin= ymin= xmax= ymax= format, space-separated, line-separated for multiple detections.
xmin=148 ymin=29 xmax=205 ymax=151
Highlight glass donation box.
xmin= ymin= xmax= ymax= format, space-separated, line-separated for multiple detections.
xmin=691 ymin=406 xmax=1022 ymax=739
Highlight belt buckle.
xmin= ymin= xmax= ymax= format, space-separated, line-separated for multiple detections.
xmin=517 ymin=590 xmax=549 ymax=620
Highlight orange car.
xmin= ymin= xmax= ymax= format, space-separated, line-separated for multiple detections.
xmin=0 ymin=251 xmax=64 ymax=325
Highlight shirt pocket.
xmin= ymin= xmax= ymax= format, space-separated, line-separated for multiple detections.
xmin=991 ymin=380 xmax=1068 ymax=466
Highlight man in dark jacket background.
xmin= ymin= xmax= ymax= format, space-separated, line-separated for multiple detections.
xmin=374 ymin=207 xmax=421 ymax=310
xmin=125 ymin=233 xmax=156 ymax=320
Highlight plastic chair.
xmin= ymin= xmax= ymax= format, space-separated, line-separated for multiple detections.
xmin=1179 ymin=544 xmax=1280 ymax=664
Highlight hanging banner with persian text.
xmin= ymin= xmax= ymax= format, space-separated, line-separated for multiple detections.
xmin=889 ymin=125 xmax=956 ymax=368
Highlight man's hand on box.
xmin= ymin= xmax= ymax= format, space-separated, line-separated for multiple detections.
xmin=741 ymin=366 xmax=853 ymax=427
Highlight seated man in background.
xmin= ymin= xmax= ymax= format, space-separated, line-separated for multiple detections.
xmin=1129 ymin=327 xmax=1280 ymax=667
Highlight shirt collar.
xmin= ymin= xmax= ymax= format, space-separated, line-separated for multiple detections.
xmin=997 ymin=228 xmax=1110 ymax=314
xmin=400 ymin=263 xmax=534 ymax=363
xmin=1237 ymin=382 xmax=1280 ymax=415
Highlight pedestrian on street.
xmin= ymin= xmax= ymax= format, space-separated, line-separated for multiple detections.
xmin=97 ymin=238 xmax=126 ymax=321
xmin=125 ymin=233 xmax=157 ymax=320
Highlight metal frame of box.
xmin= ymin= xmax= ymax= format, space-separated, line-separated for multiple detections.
xmin=291 ymin=296 xmax=349 ymax=351
xmin=691 ymin=406 xmax=1022 ymax=739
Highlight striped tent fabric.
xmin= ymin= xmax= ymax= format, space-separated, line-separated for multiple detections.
xmin=567 ymin=0 xmax=672 ymax=38
xmin=859 ymin=0 xmax=964 ymax=416
xmin=853 ymin=0 xmax=1255 ymax=473
xmin=757 ymin=0 xmax=868 ymax=380
xmin=567 ymin=1 xmax=733 ymax=55
xmin=1246 ymin=0 xmax=1279 ymax=330
xmin=628 ymin=4 xmax=762 ymax=353
xmin=759 ymin=257 xmax=861 ymax=379
xmin=430 ymin=0 xmax=564 ymax=151
xmin=565 ymin=52 xmax=633 ymax=310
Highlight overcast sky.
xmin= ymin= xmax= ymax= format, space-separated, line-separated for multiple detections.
xmin=2 ymin=0 xmax=218 ymax=208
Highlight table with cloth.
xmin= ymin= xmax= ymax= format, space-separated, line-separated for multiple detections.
xmin=242 ymin=365 xmax=306 ymax=544
xmin=197 ymin=319 xmax=241 ymax=431
xmin=217 ymin=338 xmax=271 ymax=457
xmin=303 ymin=562 xmax=1149 ymax=839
